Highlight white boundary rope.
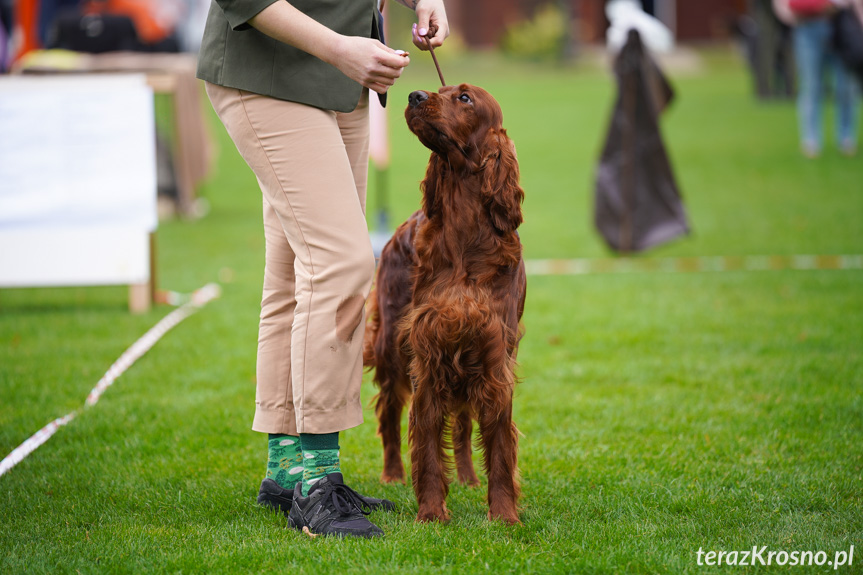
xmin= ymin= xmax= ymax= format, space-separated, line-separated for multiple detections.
xmin=525 ymin=254 xmax=863 ymax=275
xmin=4 ymin=253 xmax=857 ymax=476
xmin=0 ymin=283 xmax=221 ymax=478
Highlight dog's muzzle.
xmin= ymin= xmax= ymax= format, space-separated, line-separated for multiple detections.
xmin=408 ymin=91 xmax=429 ymax=108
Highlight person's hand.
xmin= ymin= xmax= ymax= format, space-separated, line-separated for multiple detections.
xmin=411 ymin=0 xmax=449 ymax=50
xmin=249 ymin=2 xmax=410 ymax=94
xmin=331 ymin=36 xmax=410 ymax=94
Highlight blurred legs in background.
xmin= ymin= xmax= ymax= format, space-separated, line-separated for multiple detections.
xmin=793 ymin=18 xmax=860 ymax=157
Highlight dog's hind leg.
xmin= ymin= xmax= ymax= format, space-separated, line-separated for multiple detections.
xmin=365 ymin=217 xmax=419 ymax=483
xmin=452 ymin=409 xmax=480 ymax=487
xmin=374 ymin=371 xmax=411 ymax=483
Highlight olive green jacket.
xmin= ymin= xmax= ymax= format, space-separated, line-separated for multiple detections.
xmin=196 ymin=0 xmax=383 ymax=112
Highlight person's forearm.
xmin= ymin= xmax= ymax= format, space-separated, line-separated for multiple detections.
xmin=246 ymin=0 xmax=409 ymax=94
xmin=247 ymin=1 xmax=346 ymax=67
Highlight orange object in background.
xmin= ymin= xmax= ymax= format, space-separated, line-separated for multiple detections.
xmin=12 ymin=0 xmax=42 ymax=64
xmin=83 ymin=0 xmax=178 ymax=44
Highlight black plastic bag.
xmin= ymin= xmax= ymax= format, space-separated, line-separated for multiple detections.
xmin=594 ymin=29 xmax=690 ymax=253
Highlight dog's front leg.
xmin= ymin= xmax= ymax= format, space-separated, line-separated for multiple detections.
xmin=479 ymin=397 xmax=521 ymax=525
xmin=409 ymin=385 xmax=451 ymax=523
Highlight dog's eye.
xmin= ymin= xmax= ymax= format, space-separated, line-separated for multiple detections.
xmin=458 ymin=93 xmax=472 ymax=104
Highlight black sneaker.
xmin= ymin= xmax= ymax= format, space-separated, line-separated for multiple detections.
xmin=288 ymin=473 xmax=385 ymax=538
xmin=257 ymin=477 xmax=395 ymax=516
xmin=356 ymin=489 xmax=396 ymax=513
xmin=257 ymin=478 xmax=295 ymax=515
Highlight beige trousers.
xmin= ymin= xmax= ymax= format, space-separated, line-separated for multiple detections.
xmin=206 ymin=82 xmax=375 ymax=435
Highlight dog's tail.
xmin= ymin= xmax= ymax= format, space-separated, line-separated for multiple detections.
xmin=362 ymin=284 xmax=380 ymax=370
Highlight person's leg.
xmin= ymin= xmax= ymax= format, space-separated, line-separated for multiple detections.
xmin=336 ymin=91 xmax=371 ymax=214
xmin=207 ymin=84 xmax=392 ymax=536
xmin=206 ymin=82 xmax=375 ymax=435
xmin=255 ymin=194 xmax=305 ymax=492
xmin=830 ymin=51 xmax=860 ymax=155
xmin=255 ymin=193 xmax=299 ymax=436
xmin=294 ymin=92 xmax=373 ymax=498
xmin=793 ymin=20 xmax=829 ymax=157
xmin=207 ymin=84 xmax=307 ymax=503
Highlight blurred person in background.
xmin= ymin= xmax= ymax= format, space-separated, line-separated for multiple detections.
xmin=38 ymin=0 xmax=183 ymax=53
xmin=0 ymin=4 xmax=8 ymax=72
xmin=774 ymin=0 xmax=863 ymax=157
xmin=197 ymin=0 xmax=448 ymax=538
xmin=743 ymin=0 xmax=795 ymax=100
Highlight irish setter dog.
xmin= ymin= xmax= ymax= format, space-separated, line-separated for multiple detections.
xmin=363 ymin=84 xmax=526 ymax=525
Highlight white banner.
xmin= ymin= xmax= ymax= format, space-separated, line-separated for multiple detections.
xmin=0 ymin=74 xmax=157 ymax=287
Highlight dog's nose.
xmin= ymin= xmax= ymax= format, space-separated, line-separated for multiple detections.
xmin=408 ymin=90 xmax=429 ymax=108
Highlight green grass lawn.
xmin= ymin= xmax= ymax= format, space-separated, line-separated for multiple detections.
xmin=1 ymin=47 xmax=862 ymax=573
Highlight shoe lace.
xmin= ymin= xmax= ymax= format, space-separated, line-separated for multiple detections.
xmin=325 ymin=483 xmax=372 ymax=517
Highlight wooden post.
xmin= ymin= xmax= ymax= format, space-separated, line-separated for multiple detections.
xmin=128 ymin=233 xmax=157 ymax=313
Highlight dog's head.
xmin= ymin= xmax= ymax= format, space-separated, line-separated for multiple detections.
xmin=405 ymin=84 xmax=523 ymax=232
xmin=405 ymin=84 xmax=504 ymax=164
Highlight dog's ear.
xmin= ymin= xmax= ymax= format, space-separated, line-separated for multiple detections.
xmin=421 ymin=154 xmax=445 ymax=220
xmin=480 ymin=129 xmax=524 ymax=233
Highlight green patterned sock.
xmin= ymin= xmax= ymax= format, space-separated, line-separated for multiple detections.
xmin=266 ymin=434 xmax=304 ymax=490
xmin=299 ymin=432 xmax=340 ymax=497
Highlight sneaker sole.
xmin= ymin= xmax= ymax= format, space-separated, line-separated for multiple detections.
xmin=257 ymin=489 xmax=294 ymax=515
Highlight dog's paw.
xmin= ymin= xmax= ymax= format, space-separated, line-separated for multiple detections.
xmin=380 ymin=471 xmax=406 ymax=484
xmin=416 ymin=503 xmax=450 ymax=523
xmin=457 ymin=474 xmax=481 ymax=487
xmin=381 ymin=460 xmax=406 ymax=483
xmin=488 ymin=509 xmax=520 ymax=526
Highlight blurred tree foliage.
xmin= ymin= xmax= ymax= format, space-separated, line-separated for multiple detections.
xmin=500 ymin=3 xmax=567 ymax=61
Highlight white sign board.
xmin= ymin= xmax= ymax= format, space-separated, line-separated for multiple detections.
xmin=0 ymin=74 xmax=157 ymax=287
